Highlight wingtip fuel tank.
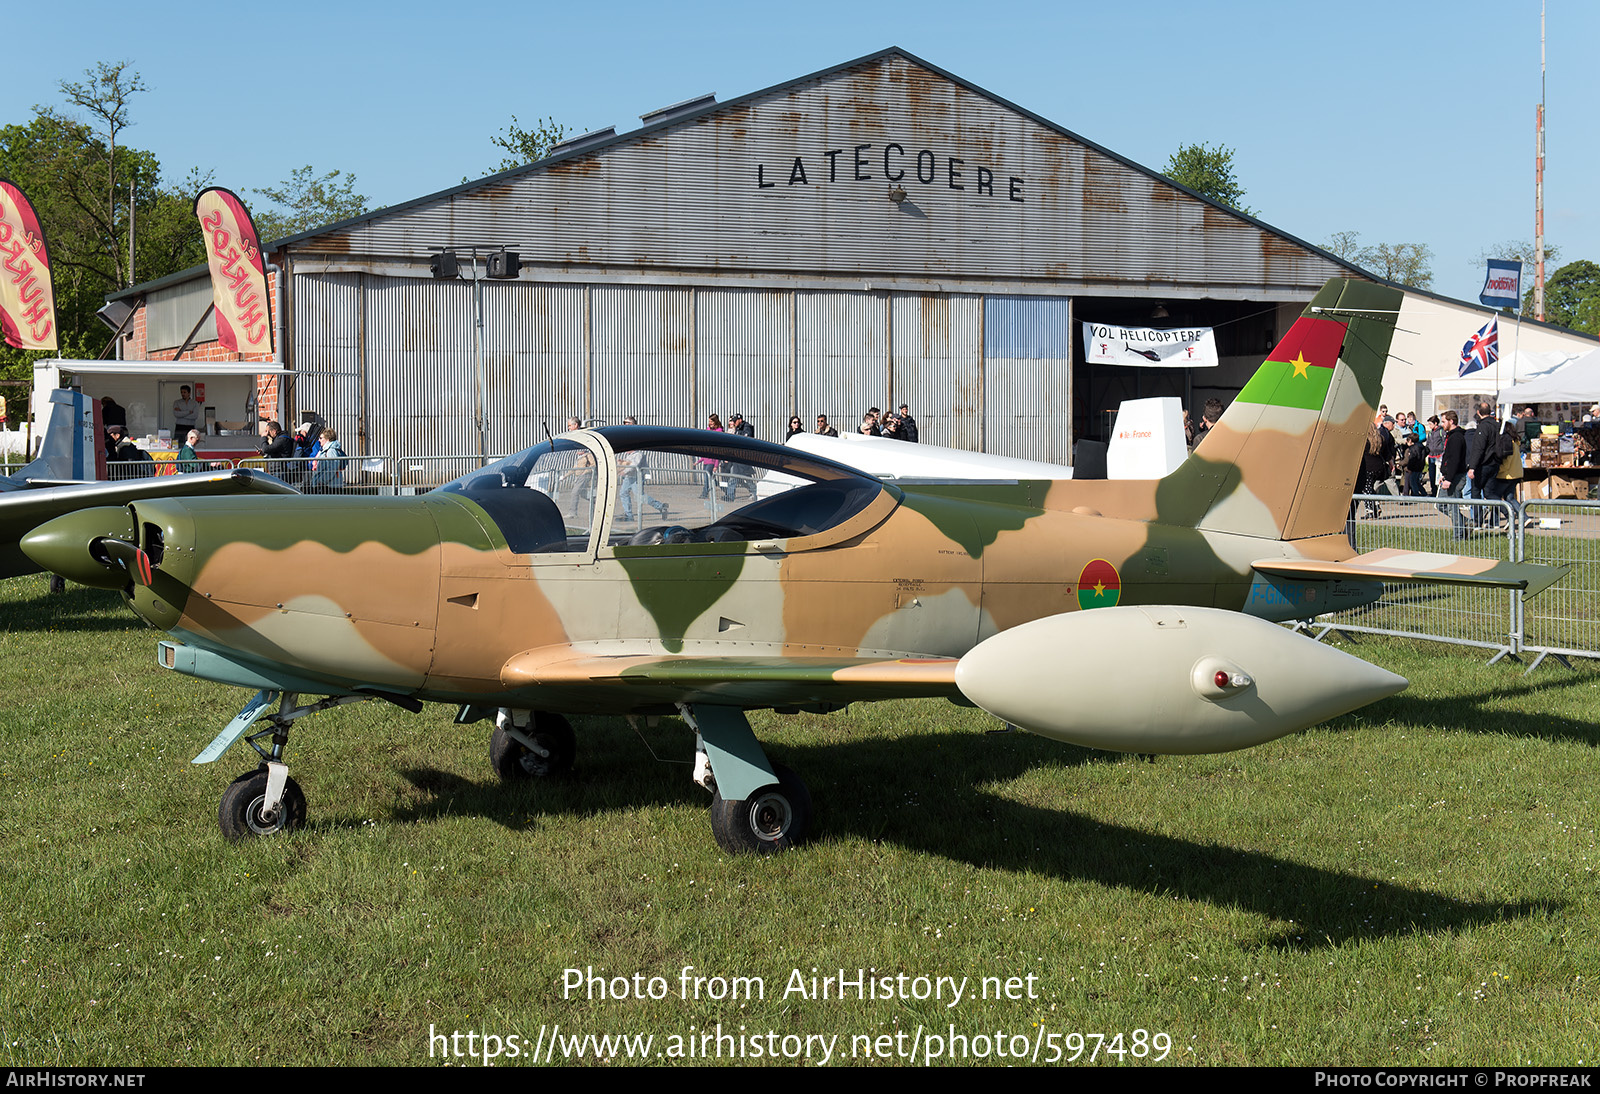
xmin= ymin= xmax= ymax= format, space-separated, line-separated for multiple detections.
xmin=954 ymin=606 xmax=1408 ymax=754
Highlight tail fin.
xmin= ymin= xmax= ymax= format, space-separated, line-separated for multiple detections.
xmin=11 ymin=389 xmax=98 ymax=484
xmin=1156 ymin=278 xmax=1403 ymax=540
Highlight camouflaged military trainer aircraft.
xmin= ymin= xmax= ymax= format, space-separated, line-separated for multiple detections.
xmin=20 ymin=279 xmax=1567 ymax=853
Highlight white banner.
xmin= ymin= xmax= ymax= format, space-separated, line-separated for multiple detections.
xmin=1083 ymin=323 xmax=1217 ymax=368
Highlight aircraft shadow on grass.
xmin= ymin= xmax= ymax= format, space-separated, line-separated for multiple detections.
xmin=1373 ymin=672 xmax=1600 ymax=750
xmin=1318 ymin=632 xmax=1600 ymax=750
xmin=379 ymin=718 xmax=1551 ymax=951
xmin=0 ymin=579 xmax=146 ymax=634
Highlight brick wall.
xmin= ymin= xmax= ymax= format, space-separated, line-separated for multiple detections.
xmin=121 ymin=269 xmax=282 ymax=420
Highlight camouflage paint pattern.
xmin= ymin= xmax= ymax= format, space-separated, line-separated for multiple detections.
xmin=20 ymin=279 xmax=1568 ymax=718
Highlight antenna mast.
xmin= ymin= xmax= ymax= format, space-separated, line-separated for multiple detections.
xmin=1534 ymin=1 xmax=1546 ymax=320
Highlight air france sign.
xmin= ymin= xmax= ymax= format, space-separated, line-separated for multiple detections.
xmin=1083 ymin=323 xmax=1218 ymax=368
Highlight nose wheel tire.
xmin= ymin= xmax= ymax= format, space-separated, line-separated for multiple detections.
xmin=219 ymin=769 xmax=307 ymax=840
xmin=490 ymin=713 xmax=576 ymax=779
xmin=709 ymin=763 xmax=812 ymax=854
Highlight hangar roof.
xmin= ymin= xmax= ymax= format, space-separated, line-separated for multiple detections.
xmin=255 ymin=47 xmax=1348 ymax=295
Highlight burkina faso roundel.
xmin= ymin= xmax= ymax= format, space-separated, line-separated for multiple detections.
xmin=1076 ymin=558 xmax=1121 ymax=610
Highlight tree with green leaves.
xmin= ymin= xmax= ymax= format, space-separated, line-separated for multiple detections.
xmin=1162 ymin=143 xmax=1254 ymax=216
xmin=250 ymin=167 xmax=369 ymax=241
xmin=1477 ymin=239 xmax=1560 ymax=270
xmin=1527 ymin=260 xmax=1600 ymax=334
xmin=56 ymin=61 xmax=146 ymax=288
xmin=1 ymin=99 xmax=208 ymax=380
xmin=490 ymin=115 xmax=569 ymax=173
xmin=1321 ymin=231 xmax=1434 ymax=289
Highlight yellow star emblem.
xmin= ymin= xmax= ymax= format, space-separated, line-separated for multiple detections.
xmin=1289 ymin=352 xmax=1311 ymax=378
xmin=1093 ymin=581 xmax=1106 ymax=596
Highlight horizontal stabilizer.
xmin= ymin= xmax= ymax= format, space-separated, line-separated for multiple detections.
xmin=1251 ymin=549 xmax=1569 ymax=598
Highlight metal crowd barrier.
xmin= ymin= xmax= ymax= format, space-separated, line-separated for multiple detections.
xmin=1518 ymin=500 xmax=1600 ymax=670
xmin=1314 ymin=494 xmax=1522 ymax=660
xmin=236 ymin=455 xmax=394 ymax=495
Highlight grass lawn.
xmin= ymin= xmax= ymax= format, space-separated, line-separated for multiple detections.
xmin=0 ymin=573 xmax=1595 ymax=1066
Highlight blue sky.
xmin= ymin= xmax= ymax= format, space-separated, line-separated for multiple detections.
xmin=9 ymin=0 xmax=1592 ymax=304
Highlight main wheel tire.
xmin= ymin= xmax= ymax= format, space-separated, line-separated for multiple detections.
xmin=490 ymin=712 xmax=576 ymax=780
xmin=218 ymin=769 xmax=307 ymax=841
xmin=709 ymin=763 xmax=812 ymax=855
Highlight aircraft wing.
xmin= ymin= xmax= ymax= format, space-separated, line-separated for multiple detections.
xmin=1251 ymin=549 xmax=1569 ymax=598
xmin=0 ymin=469 xmax=297 ymax=579
xmin=500 ymin=647 xmax=962 ymax=707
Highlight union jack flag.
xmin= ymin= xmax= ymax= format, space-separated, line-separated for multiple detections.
xmin=1459 ymin=318 xmax=1498 ymax=377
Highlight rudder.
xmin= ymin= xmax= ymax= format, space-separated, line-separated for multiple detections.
xmin=1158 ymin=278 xmax=1403 ymax=540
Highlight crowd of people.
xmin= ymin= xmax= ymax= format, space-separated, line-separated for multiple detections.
xmin=782 ymin=404 xmax=919 ymax=442
xmin=259 ymin=419 xmax=347 ymax=490
xmin=1350 ymin=401 xmax=1539 ymax=537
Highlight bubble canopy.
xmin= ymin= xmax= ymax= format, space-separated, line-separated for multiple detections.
xmin=437 ymin=426 xmax=893 ymax=553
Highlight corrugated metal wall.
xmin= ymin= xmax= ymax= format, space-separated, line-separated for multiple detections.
xmin=481 ymin=280 xmax=586 ymax=452
xmin=796 ymin=289 xmax=887 ymax=436
xmin=983 ymin=295 xmax=1072 ymax=462
xmin=891 ymin=293 xmax=980 ymax=449
xmin=294 ymin=272 xmax=1098 ymax=462
xmin=291 ymin=273 xmax=362 ymax=445
xmin=364 ymin=275 xmax=476 ymax=457
xmin=591 ymin=285 xmax=693 ymax=430
xmin=302 ymin=53 xmax=1347 ymax=293
xmin=695 ymin=287 xmax=791 ymax=443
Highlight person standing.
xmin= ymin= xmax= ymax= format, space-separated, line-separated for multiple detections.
xmin=1360 ymin=419 xmax=1395 ymax=519
xmin=1438 ymin=411 xmax=1470 ymax=540
xmin=1466 ymin=401 xmax=1501 ymax=529
xmin=171 ymin=385 xmax=201 ymax=443
xmin=896 ymin=403 xmax=918 ymax=443
xmin=1485 ymin=418 xmax=1525 ymax=522
xmin=1190 ymin=398 xmax=1224 ymax=449
xmin=176 ymin=429 xmax=202 ymax=473
xmin=99 ymin=396 xmax=127 ymax=430
xmin=260 ymin=420 xmax=294 ymax=462
xmin=699 ymin=413 xmax=725 ymax=498
xmin=1425 ymin=415 xmax=1445 ymax=496
xmin=814 ymin=415 xmax=838 ymax=437
xmin=727 ymin=413 xmax=756 ymax=500
xmin=309 ymin=428 xmax=347 ymax=492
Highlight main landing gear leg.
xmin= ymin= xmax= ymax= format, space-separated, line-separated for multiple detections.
xmin=678 ymin=703 xmax=812 ymax=855
xmin=490 ymin=709 xmax=576 ymax=779
xmin=197 ymin=689 xmax=373 ymax=840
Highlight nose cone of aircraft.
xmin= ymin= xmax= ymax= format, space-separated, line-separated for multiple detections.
xmin=21 ymin=507 xmax=142 ymax=590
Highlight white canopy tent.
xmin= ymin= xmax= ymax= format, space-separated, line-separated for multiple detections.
xmin=1421 ymin=348 xmax=1589 ymax=411
xmin=1497 ymin=346 xmax=1600 ymax=405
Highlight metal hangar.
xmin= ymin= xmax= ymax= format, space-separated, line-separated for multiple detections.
xmin=114 ymin=48 xmax=1360 ymax=462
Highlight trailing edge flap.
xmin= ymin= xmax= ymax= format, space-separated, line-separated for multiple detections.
xmin=501 ymin=646 xmax=961 ymax=700
xmin=1252 ymin=550 xmax=1570 ymax=598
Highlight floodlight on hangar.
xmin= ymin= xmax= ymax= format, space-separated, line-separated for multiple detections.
xmin=487 ymin=249 xmax=521 ymax=279
xmin=430 ymin=250 xmax=459 ymax=280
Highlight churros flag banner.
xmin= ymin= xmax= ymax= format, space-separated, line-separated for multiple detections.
xmin=194 ymin=187 xmax=273 ymax=355
xmin=0 ymin=179 xmax=59 ymax=352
